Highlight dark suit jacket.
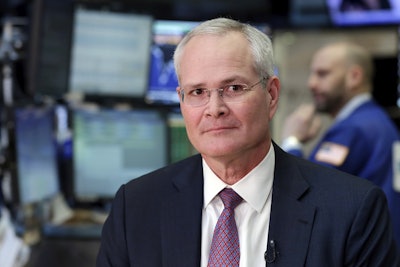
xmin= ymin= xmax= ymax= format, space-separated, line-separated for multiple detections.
xmin=96 ymin=143 xmax=400 ymax=266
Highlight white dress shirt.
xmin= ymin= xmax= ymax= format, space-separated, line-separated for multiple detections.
xmin=201 ymin=145 xmax=275 ymax=267
xmin=335 ymin=93 xmax=371 ymax=123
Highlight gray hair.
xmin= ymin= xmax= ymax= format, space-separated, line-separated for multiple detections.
xmin=173 ymin=17 xmax=275 ymax=84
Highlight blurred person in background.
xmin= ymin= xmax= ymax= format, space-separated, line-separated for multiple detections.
xmin=281 ymin=41 xmax=400 ymax=248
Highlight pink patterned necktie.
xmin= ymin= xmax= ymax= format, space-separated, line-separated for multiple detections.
xmin=208 ymin=188 xmax=243 ymax=267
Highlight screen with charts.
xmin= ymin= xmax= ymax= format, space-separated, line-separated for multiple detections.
xmin=145 ymin=20 xmax=200 ymax=105
xmin=72 ymin=106 xmax=168 ymax=202
xmin=68 ymin=6 xmax=153 ymax=98
xmin=326 ymin=0 xmax=400 ymax=26
xmin=13 ymin=106 xmax=60 ymax=204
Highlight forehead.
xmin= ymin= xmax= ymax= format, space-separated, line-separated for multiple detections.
xmin=310 ymin=46 xmax=345 ymax=72
xmin=179 ymin=32 xmax=255 ymax=83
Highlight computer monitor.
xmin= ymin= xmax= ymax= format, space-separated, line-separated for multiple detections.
xmin=326 ymin=0 xmax=400 ymax=26
xmin=145 ymin=20 xmax=200 ymax=105
xmin=27 ymin=0 xmax=73 ymax=99
xmin=167 ymin=112 xmax=196 ymax=163
xmin=68 ymin=6 xmax=153 ymax=99
xmin=13 ymin=105 xmax=60 ymax=204
xmin=71 ymin=106 xmax=168 ymax=203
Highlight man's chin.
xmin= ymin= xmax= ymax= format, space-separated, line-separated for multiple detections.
xmin=200 ymin=144 xmax=239 ymax=158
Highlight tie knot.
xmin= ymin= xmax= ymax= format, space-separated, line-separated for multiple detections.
xmin=219 ymin=188 xmax=242 ymax=209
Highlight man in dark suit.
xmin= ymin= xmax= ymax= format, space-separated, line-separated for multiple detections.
xmin=96 ymin=18 xmax=399 ymax=266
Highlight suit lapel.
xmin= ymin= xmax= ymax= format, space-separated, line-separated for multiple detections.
xmin=267 ymin=145 xmax=316 ymax=266
xmin=158 ymin=147 xmax=317 ymax=266
xmin=161 ymin=155 xmax=204 ymax=267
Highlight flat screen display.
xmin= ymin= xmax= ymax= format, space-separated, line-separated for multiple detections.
xmin=72 ymin=106 xmax=168 ymax=201
xmin=14 ymin=106 xmax=60 ymax=204
xmin=327 ymin=0 xmax=400 ymax=26
xmin=145 ymin=20 xmax=200 ymax=105
xmin=27 ymin=0 xmax=73 ymax=99
xmin=69 ymin=7 xmax=153 ymax=98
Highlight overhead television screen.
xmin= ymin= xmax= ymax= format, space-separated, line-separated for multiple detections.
xmin=327 ymin=0 xmax=400 ymax=26
xmin=145 ymin=20 xmax=199 ymax=105
xmin=69 ymin=6 xmax=153 ymax=98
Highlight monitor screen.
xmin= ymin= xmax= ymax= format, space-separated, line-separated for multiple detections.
xmin=13 ymin=106 xmax=60 ymax=204
xmin=27 ymin=0 xmax=73 ymax=99
xmin=327 ymin=0 xmax=400 ymax=26
xmin=72 ymin=106 xmax=168 ymax=201
xmin=145 ymin=20 xmax=200 ymax=105
xmin=68 ymin=6 xmax=153 ymax=98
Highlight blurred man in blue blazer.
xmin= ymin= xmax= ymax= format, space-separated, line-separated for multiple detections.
xmin=282 ymin=41 xmax=400 ymax=249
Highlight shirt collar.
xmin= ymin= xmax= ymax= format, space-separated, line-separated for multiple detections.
xmin=335 ymin=93 xmax=371 ymax=122
xmin=203 ymin=145 xmax=275 ymax=213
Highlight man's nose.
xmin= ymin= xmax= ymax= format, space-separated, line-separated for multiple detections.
xmin=205 ymin=89 xmax=228 ymax=116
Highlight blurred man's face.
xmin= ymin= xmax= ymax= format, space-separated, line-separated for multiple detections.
xmin=307 ymin=46 xmax=349 ymax=116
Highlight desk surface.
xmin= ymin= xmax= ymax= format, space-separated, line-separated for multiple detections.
xmin=26 ymin=238 xmax=100 ymax=267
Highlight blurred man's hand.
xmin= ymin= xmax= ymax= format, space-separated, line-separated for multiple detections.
xmin=282 ymin=103 xmax=322 ymax=144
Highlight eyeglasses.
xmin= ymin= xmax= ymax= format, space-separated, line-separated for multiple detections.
xmin=179 ymin=77 xmax=267 ymax=107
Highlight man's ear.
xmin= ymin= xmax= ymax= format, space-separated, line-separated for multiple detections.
xmin=268 ymin=76 xmax=280 ymax=120
xmin=346 ymin=65 xmax=363 ymax=90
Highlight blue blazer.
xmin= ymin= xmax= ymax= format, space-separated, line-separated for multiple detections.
xmin=289 ymin=99 xmax=400 ymax=247
xmin=96 ymin=143 xmax=399 ymax=266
